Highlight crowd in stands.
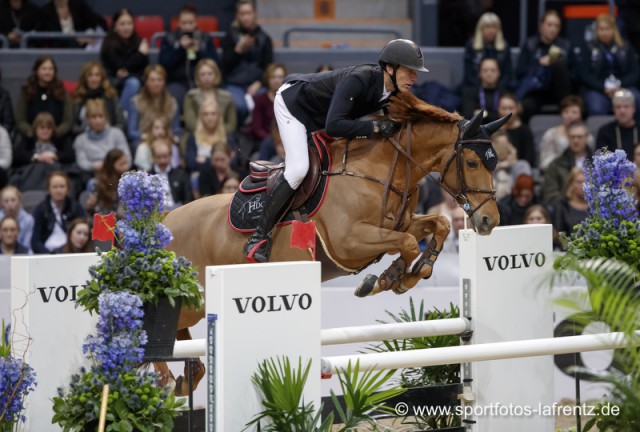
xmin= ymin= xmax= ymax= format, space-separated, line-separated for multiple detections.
xmin=0 ymin=1 xmax=639 ymax=256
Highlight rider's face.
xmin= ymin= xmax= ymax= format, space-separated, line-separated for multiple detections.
xmin=386 ymin=65 xmax=417 ymax=92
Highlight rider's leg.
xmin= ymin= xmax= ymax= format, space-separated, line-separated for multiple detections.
xmin=243 ymin=85 xmax=309 ymax=262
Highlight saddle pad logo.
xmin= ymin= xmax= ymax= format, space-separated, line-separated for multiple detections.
xmin=239 ymin=195 xmax=265 ymax=218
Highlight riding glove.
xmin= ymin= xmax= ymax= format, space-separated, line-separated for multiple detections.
xmin=374 ymin=119 xmax=401 ymax=137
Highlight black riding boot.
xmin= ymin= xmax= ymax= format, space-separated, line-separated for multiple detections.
xmin=243 ymin=176 xmax=296 ymax=263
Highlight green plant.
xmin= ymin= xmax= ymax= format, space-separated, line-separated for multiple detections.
xmin=552 ymin=257 xmax=640 ymax=431
xmin=246 ymin=356 xmax=404 ymax=432
xmin=366 ymin=298 xmax=462 ymax=430
xmin=74 ymin=171 xmax=202 ymax=314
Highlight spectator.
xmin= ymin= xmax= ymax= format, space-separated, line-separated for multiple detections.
xmin=0 ymin=0 xmax=41 ymax=48
xmin=100 ymin=8 xmax=149 ymax=114
xmin=38 ymin=0 xmax=106 ymax=48
xmin=578 ymin=14 xmax=640 ymax=117
xmin=514 ymin=10 xmax=572 ymax=122
xmin=148 ymin=139 xmax=192 ymax=208
xmin=220 ymin=172 xmax=240 ymax=194
xmin=0 ymin=68 xmax=15 ymax=134
xmin=127 ymin=65 xmax=180 ymax=152
xmin=463 ymin=12 xmax=512 ymax=89
xmin=543 ymin=121 xmax=593 ymax=205
xmin=523 ymin=203 xmax=562 ymax=250
xmin=221 ymin=0 xmax=273 ymax=126
xmin=0 ymin=186 xmax=34 ymax=249
xmin=498 ymin=174 xmax=537 ymax=226
xmin=31 ymin=170 xmax=85 ymax=254
xmin=73 ymin=98 xmax=130 ymax=174
xmin=498 ymin=93 xmax=536 ymax=168
xmin=241 ymin=63 xmax=287 ymax=157
xmin=0 ymin=215 xmax=28 ymax=255
xmin=198 ymin=143 xmax=236 ymax=197
xmin=596 ymin=88 xmax=638 ymax=161
xmin=84 ymin=149 xmax=128 ymax=217
xmin=159 ymin=3 xmax=220 ymax=111
xmin=186 ymin=98 xmax=227 ymax=173
xmin=316 ymin=64 xmax=333 ymax=73
xmin=134 ymin=116 xmax=181 ymax=171
xmin=55 ymin=217 xmax=92 ymax=253
xmin=441 ymin=205 xmax=466 ymax=254
xmin=72 ymin=61 xmax=125 ymax=134
xmin=492 ymin=130 xmax=518 ymax=201
xmin=461 ymin=57 xmax=503 ymax=123
xmin=11 ymin=113 xmax=70 ymax=191
xmin=182 ymin=59 xmax=237 ymax=144
xmin=539 ymin=95 xmax=594 ymax=171
xmin=15 ymin=56 xmax=73 ymax=162
xmin=0 ymin=123 xmax=9 ymax=188
xmin=553 ymin=167 xmax=588 ymax=238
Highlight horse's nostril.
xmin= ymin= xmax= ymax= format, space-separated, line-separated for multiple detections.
xmin=482 ymin=216 xmax=490 ymax=230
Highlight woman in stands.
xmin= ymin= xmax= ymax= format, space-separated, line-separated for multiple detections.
xmin=134 ymin=116 xmax=180 ymax=171
xmin=538 ymin=95 xmax=594 ymax=171
xmin=0 ymin=216 xmax=29 ymax=255
xmin=84 ymin=148 xmax=128 ymax=217
xmin=31 ymin=170 xmax=85 ymax=254
xmin=0 ymin=68 xmax=15 ymax=134
xmin=463 ymin=12 xmax=512 ymax=89
xmin=0 ymin=186 xmax=34 ymax=250
xmin=553 ymin=167 xmax=588 ymax=240
xmin=15 ymin=56 xmax=73 ymax=160
xmin=185 ymin=98 xmax=227 ymax=174
xmin=55 ymin=217 xmax=92 ymax=253
xmin=221 ymin=0 xmax=273 ymax=125
xmin=578 ymin=13 xmax=640 ymax=117
xmin=127 ymin=64 xmax=180 ymax=152
xmin=497 ymin=93 xmax=536 ymax=168
xmin=72 ymin=61 xmax=125 ymax=134
xmin=198 ymin=143 xmax=236 ymax=198
xmin=100 ymin=8 xmax=149 ymax=114
xmin=182 ymin=59 xmax=237 ymax=142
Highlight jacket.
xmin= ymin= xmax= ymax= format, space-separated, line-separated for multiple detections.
xmin=516 ymin=35 xmax=571 ymax=81
xmin=31 ymin=195 xmax=86 ymax=254
xmin=221 ymin=23 xmax=273 ymax=88
xmin=463 ymin=38 xmax=513 ymax=89
xmin=149 ymin=166 xmax=193 ymax=206
xmin=37 ymin=0 xmax=106 ymax=47
xmin=542 ymin=146 xmax=593 ymax=205
xmin=100 ymin=35 xmax=149 ymax=80
xmin=159 ymin=30 xmax=220 ymax=86
xmin=281 ymin=64 xmax=387 ymax=138
xmin=0 ymin=86 xmax=15 ymax=133
xmin=577 ymin=40 xmax=640 ymax=91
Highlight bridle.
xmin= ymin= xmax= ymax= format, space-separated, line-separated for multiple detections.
xmin=438 ymin=120 xmax=497 ymax=218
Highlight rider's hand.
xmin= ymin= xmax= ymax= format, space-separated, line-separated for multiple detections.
xmin=374 ymin=119 xmax=401 ymax=138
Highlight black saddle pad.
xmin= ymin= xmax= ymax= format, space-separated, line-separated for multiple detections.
xmin=228 ymin=132 xmax=334 ymax=232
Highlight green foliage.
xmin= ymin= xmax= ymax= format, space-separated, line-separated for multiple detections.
xmin=245 ymin=357 xmax=404 ymax=432
xmin=76 ymin=248 xmax=202 ymax=314
xmin=366 ymin=298 xmax=461 ymax=388
xmin=552 ymin=257 xmax=640 ymax=431
xmin=52 ymin=368 xmax=184 ymax=432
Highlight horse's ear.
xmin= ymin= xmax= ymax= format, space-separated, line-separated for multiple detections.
xmin=464 ymin=110 xmax=484 ymax=137
xmin=482 ymin=113 xmax=512 ymax=136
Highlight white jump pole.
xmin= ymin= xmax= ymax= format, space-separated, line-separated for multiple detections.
xmin=321 ymin=330 xmax=637 ymax=374
xmin=320 ymin=317 xmax=471 ymax=345
xmin=174 ymin=317 xmax=472 ymax=356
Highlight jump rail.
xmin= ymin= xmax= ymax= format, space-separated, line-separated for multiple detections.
xmin=321 ymin=330 xmax=639 ymax=374
xmin=173 ymin=317 xmax=472 ymax=357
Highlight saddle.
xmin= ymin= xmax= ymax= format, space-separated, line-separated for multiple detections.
xmin=228 ymin=131 xmax=334 ymax=233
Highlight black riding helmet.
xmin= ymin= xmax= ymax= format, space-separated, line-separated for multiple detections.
xmin=379 ymin=39 xmax=429 ymax=92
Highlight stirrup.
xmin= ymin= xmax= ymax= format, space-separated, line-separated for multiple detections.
xmin=244 ymin=233 xmax=272 ymax=263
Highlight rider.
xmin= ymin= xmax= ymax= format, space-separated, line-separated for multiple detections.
xmin=243 ymin=39 xmax=429 ymax=263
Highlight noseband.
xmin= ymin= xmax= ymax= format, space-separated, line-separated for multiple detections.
xmin=438 ymin=120 xmax=497 ymax=218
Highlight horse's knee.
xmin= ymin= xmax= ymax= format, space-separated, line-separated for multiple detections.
xmin=401 ymin=236 xmax=421 ymax=260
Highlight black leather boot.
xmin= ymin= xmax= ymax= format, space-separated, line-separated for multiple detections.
xmin=243 ymin=177 xmax=296 ymax=263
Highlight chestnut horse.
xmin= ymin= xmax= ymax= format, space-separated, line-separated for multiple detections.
xmin=161 ymin=91 xmax=509 ymax=393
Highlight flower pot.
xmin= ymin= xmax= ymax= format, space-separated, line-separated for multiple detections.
xmin=142 ymin=296 xmax=182 ymax=359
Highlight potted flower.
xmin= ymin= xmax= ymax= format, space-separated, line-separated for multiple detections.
xmin=75 ymin=172 xmax=202 ymax=357
xmin=0 ymin=320 xmax=37 ymax=432
xmin=52 ymin=291 xmax=184 ymax=431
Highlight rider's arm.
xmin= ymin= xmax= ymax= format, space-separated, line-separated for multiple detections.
xmin=325 ymin=74 xmax=375 ymax=139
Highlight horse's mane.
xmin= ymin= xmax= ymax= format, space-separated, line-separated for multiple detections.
xmin=387 ymin=91 xmax=462 ymax=125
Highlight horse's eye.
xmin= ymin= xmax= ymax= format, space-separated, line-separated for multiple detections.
xmin=466 ymin=160 xmax=479 ymax=169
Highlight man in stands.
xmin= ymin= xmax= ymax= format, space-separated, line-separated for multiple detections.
xmin=596 ymin=89 xmax=638 ymax=161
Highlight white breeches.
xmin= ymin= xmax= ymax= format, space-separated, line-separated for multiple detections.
xmin=274 ymin=83 xmax=309 ymax=190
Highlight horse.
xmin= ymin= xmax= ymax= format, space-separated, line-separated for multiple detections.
xmin=159 ymin=90 xmax=510 ymax=394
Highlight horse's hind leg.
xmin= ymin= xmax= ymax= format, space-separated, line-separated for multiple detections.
xmin=174 ymin=328 xmax=206 ymax=397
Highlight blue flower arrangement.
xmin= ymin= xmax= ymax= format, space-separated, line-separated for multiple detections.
xmin=76 ymin=171 xmax=202 ymax=314
xmin=52 ymin=291 xmax=183 ymax=432
xmin=0 ymin=320 xmax=37 ymax=432
xmin=556 ymin=149 xmax=640 ymax=269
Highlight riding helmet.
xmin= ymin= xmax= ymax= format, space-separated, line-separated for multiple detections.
xmin=379 ymin=39 xmax=429 ymax=72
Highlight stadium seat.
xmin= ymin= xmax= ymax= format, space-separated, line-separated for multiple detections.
xmin=134 ymin=15 xmax=165 ymax=45
xmin=62 ymin=80 xmax=78 ymax=95
xmin=586 ymin=115 xmax=615 ymax=137
xmin=529 ymin=114 xmax=561 ymax=163
xmin=21 ymin=190 xmax=48 ymax=215
xmin=170 ymin=16 xmax=218 ymax=32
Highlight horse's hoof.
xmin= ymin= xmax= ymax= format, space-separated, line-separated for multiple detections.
xmin=354 ymin=274 xmax=378 ymax=297
xmin=174 ymin=360 xmax=206 ymax=396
